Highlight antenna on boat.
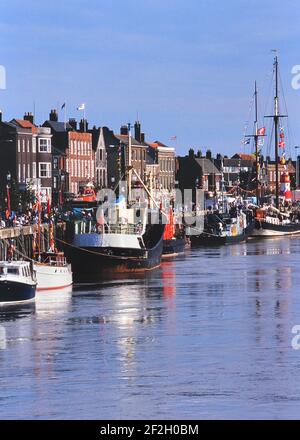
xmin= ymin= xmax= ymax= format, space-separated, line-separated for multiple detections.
xmin=265 ymin=53 xmax=287 ymax=209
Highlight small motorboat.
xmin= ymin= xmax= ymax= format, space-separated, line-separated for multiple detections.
xmin=0 ymin=261 xmax=36 ymax=305
xmin=34 ymin=252 xmax=73 ymax=291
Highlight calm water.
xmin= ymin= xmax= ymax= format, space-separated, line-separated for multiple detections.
xmin=1 ymin=237 xmax=300 ymax=419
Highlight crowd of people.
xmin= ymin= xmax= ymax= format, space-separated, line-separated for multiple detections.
xmin=0 ymin=206 xmax=55 ymax=229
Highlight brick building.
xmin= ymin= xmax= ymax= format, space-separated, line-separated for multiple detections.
xmin=0 ymin=111 xmax=52 ymax=202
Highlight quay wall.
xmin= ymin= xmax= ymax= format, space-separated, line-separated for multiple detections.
xmin=0 ymin=223 xmax=66 ymax=260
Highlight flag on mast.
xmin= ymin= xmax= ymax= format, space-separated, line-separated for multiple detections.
xmin=257 ymin=127 xmax=266 ymax=136
xmin=61 ymin=102 xmax=66 ymax=110
xmin=77 ymin=103 xmax=85 ymax=110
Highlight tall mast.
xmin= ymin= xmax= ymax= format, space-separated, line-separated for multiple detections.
xmin=265 ymin=54 xmax=287 ymax=209
xmin=127 ymin=122 xmax=132 ymax=203
xmin=274 ymin=56 xmax=279 ymax=209
xmin=245 ymin=81 xmax=264 ymax=205
xmin=254 ymin=81 xmax=260 ymax=204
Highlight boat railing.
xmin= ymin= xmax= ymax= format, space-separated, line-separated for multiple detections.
xmin=74 ymin=220 xmax=141 ymax=235
xmin=38 ymin=256 xmax=67 ymax=267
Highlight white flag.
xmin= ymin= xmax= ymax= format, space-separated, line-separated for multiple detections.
xmin=77 ymin=103 xmax=85 ymax=110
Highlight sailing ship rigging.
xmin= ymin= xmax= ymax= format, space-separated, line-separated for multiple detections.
xmin=251 ymin=55 xmax=300 ymax=237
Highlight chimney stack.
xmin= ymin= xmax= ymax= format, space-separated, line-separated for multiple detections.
xmin=120 ymin=125 xmax=128 ymax=135
xmin=24 ymin=112 xmax=34 ymax=124
xmin=79 ymin=119 xmax=88 ymax=132
xmin=49 ymin=109 xmax=58 ymax=122
xmin=134 ymin=121 xmax=141 ymax=142
xmin=140 ymin=132 xmax=145 ymax=143
xmin=69 ymin=118 xmax=77 ymax=130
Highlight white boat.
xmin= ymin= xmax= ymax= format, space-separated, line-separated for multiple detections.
xmin=34 ymin=252 xmax=73 ymax=292
xmin=0 ymin=261 xmax=36 ymax=305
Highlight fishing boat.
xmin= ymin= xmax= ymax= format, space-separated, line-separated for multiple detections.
xmin=34 ymin=252 xmax=73 ymax=291
xmin=252 ymin=205 xmax=300 ymax=236
xmin=162 ymin=208 xmax=187 ymax=257
xmin=33 ymin=198 xmax=73 ymax=291
xmin=0 ymin=261 xmax=36 ymax=305
xmin=250 ymin=55 xmax=300 ymax=237
xmin=63 ymin=205 xmax=165 ymax=282
xmin=62 ymin=124 xmax=165 ymax=282
xmin=190 ymin=207 xmax=255 ymax=246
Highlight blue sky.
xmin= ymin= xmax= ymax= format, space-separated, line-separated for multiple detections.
xmin=0 ymin=0 xmax=300 ymax=157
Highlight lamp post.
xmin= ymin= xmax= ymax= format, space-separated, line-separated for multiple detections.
xmin=6 ymin=171 xmax=11 ymax=220
xmin=295 ymin=146 xmax=299 ymax=189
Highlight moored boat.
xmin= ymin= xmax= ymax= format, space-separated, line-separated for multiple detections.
xmin=250 ymin=55 xmax=300 ymax=237
xmin=162 ymin=208 xmax=187 ymax=257
xmin=0 ymin=261 xmax=36 ymax=305
xmin=252 ymin=206 xmax=300 ymax=237
xmin=34 ymin=252 xmax=73 ymax=291
xmin=63 ymin=206 xmax=165 ymax=282
xmin=191 ymin=208 xmax=255 ymax=246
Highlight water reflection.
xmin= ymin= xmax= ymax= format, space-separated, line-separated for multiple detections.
xmin=1 ymin=238 xmax=300 ymax=418
xmin=35 ymin=286 xmax=73 ymax=317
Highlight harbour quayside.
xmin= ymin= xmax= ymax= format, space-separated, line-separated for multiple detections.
xmin=62 ymin=124 xmax=166 ymax=282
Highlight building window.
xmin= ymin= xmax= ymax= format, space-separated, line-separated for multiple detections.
xmin=53 ymin=157 xmax=58 ymax=170
xmin=27 ymin=139 xmax=30 ymax=153
xmin=18 ymin=164 xmax=21 ymax=180
xmin=23 ymin=164 xmax=25 ymax=181
xmin=32 ymin=162 xmax=36 ymax=178
xmin=39 ymin=162 xmax=51 ymax=178
xmin=27 ymin=163 xmax=30 ymax=178
xmin=38 ymin=138 xmax=51 ymax=153
xmin=22 ymin=139 xmax=25 ymax=152
xmin=18 ymin=139 xmax=21 ymax=153
xmin=32 ymin=137 xmax=36 ymax=153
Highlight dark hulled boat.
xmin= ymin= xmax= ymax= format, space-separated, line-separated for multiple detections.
xmin=162 ymin=208 xmax=187 ymax=257
xmin=0 ymin=261 xmax=36 ymax=305
xmin=63 ymin=207 xmax=165 ymax=282
xmin=162 ymin=237 xmax=186 ymax=257
xmin=191 ymin=209 xmax=255 ymax=246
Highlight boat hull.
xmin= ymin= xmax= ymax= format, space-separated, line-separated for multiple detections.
xmin=0 ymin=280 xmax=36 ymax=305
xmin=191 ymin=222 xmax=255 ymax=246
xmin=34 ymin=264 xmax=73 ymax=291
xmin=63 ymin=225 xmax=165 ymax=282
xmin=252 ymin=220 xmax=300 ymax=237
xmin=162 ymin=237 xmax=186 ymax=257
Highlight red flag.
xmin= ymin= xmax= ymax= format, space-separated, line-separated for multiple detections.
xmin=279 ymin=141 xmax=285 ymax=148
xmin=257 ymin=127 xmax=266 ymax=136
xmin=279 ymin=132 xmax=285 ymax=139
xmin=6 ymin=185 xmax=11 ymax=218
xmin=47 ymin=194 xmax=51 ymax=215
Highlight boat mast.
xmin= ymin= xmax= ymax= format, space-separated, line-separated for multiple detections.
xmin=265 ymin=54 xmax=287 ymax=209
xmin=127 ymin=122 xmax=132 ymax=204
xmin=274 ymin=56 xmax=280 ymax=209
xmin=254 ymin=81 xmax=260 ymax=204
